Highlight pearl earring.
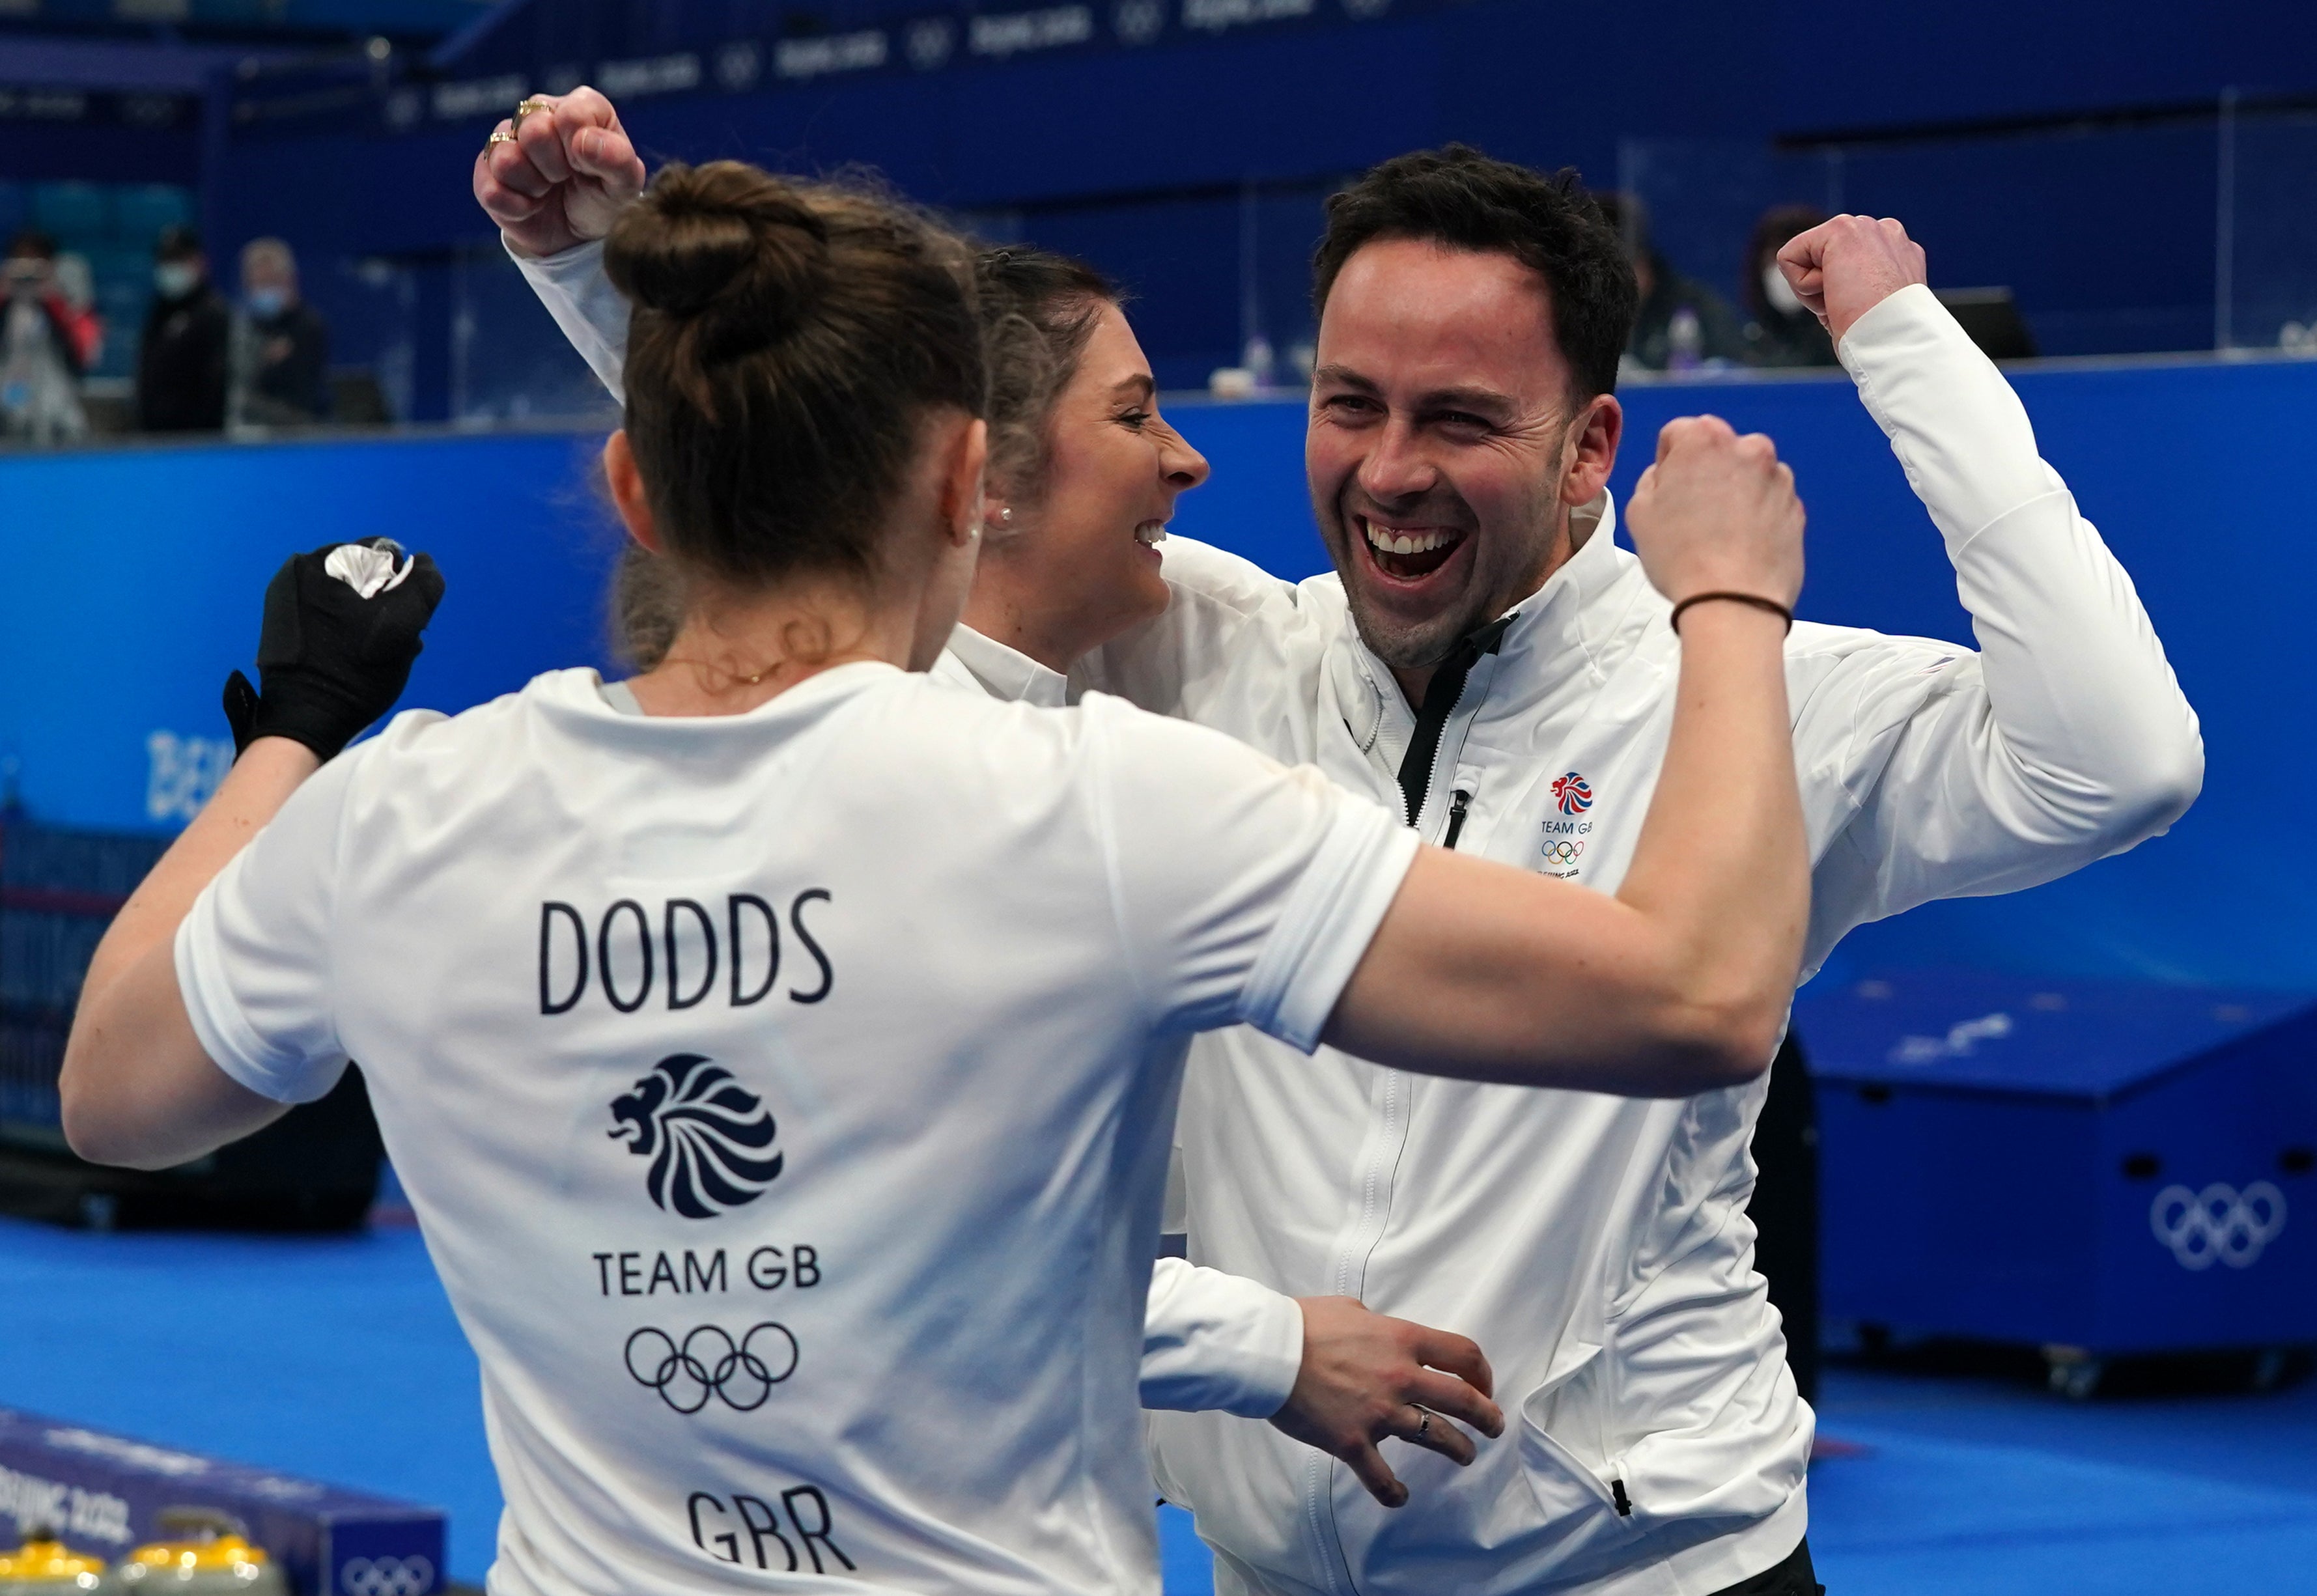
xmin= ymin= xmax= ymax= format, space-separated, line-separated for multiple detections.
xmin=996 ymin=506 xmax=1014 ymax=525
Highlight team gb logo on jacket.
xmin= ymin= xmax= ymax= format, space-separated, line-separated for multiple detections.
xmin=609 ymin=1053 xmax=785 ymax=1219
xmin=1551 ymin=772 xmax=1593 ymax=815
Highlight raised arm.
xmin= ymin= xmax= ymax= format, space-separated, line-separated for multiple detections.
xmin=61 ymin=544 xmax=444 ymax=1169
xmin=474 ymin=88 xmax=647 ymax=399
xmin=1325 ymin=416 xmax=1809 ymax=1093
xmin=1780 ymin=217 xmax=2201 ymax=945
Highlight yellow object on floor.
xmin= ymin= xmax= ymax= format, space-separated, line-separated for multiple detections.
xmin=0 ymin=1531 xmax=107 ymax=1591
xmin=117 ymin=1513 xmax=282 ymax=1596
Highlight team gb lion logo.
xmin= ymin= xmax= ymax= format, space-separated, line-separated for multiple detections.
xmin=608 ymin=1054 xmax=785 ymax=1219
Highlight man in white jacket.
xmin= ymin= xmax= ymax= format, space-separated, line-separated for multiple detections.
xmin=485 ymin=115 xmax=2200 ymax=1595
xmin=1077 ymin=151 xmax=2200 ymax=1595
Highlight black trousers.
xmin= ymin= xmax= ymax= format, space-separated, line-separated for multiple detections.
xmin=1748 ymin=1031 xmax=1819 ymax=1403
xmin=1707 ymin=1536 xmax=1823 ymax=1596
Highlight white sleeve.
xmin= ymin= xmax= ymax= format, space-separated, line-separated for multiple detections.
xmin=1086 ymin=695 xmax=1416 ymax=1050
xmin=1142 ymin=1257 xmax=1303 ymax=1416
xmin=509 ymin=236 xmax=630 ymax=402
xmin=1073 ymin=535 xmax=1311 ymax=723
xmin=173 ymin=751 xmax=366 ymax=1104
xmin=1804 ymin=285 xmax=2204 ymax=945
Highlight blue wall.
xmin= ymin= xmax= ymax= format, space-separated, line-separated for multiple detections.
xmin=3 ymin=350 xmax=2308 ymax=987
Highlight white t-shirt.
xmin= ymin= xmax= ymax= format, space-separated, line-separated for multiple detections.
xmin=175 ymin=663 xmax=1416 ymax=1596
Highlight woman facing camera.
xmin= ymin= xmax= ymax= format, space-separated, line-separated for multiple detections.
xmin=64 ymin=161 xmax=1810 ymax=1596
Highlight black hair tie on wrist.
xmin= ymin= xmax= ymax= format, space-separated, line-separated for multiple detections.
xmin=1668 ymin=591 xmax=1794 ymax=634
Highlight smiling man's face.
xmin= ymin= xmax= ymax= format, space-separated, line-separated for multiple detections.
xmin=1308 ymin=236 xmax=1620 ymax=695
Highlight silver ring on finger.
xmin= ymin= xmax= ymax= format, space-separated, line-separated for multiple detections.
xmin=1412 ymin=1407 xmax=1431 ymax=1438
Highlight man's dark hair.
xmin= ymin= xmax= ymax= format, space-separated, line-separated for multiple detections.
xmin=1312 ymin=145 xmax=1638 ymax=399
xmin=156 ymin=224 xmax=203 ymax=261
xmin=7 ymin=229 xmax=57 ymax=261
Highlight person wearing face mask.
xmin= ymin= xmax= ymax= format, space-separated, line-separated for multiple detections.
xmin=479 ymin=90 xmax=1523 ymax=1506
xmin=230 ymin=237 xmax=332 ymax=427
xmin=1741 ymin=206 xmax=1838 ymax=369
xmin=1593 ymin=190 xmax=1747 ymax=374
xmin=137 ymin=225 xmax=230 ymax=433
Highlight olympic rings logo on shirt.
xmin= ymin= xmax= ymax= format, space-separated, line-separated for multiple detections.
xmin=341 ymin=1556 xmax=435 ymax=1596
xmin=2149 ymin=1181 xmax=2287 ymax=1270
xmin=1541 ymin=839 xmax=1584 ymax=865
xmin=626 ymin=1323 xmax=801 ymax=1413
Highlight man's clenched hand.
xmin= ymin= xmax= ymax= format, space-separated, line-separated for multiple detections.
xmin=1267 ymin=1296 xmax=1503 ymax=1509
xmin=473 ymin=87 xmax=647 ymax=259
xmin=1775 ymin=214 xmax=1928 ymax=344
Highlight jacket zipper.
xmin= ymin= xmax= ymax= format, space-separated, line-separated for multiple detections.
xmin=1441 ymin=789 xmax=1473 ymax=850
xmin=1394 ymin=614 xmax=1516 ymax=828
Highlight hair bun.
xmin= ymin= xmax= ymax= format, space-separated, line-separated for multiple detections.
xmin=606 ymin=161 xmax=830 ymax=344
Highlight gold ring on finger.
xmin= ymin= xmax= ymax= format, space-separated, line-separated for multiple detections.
xmin=486 ymin=129 xmax=518 ymax=146
xmin=511 ymin=94 xmax=553 ymax=127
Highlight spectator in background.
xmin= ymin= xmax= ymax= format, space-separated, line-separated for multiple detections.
xmin=1593 ymin=190 xmax=1745 ymax=373
xmin=1742 ymin=204 xmax=1838 ymax=367
xmin=230 ymin=237 xmax=331 ymax=427
xmin=137 ymin=225 xmax=229 ymax=432
xmin=1 ymin=231 xmax=98 ymax=445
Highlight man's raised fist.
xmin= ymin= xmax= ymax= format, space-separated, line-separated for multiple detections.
xmin=472 ymin=87 xmax=649 ymax=259
xmin=1774 ymin=215 xmax=1928 ymax=344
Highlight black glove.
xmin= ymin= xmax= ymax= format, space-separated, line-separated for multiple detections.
xmin=223 ymin=539 xmax=446 ymax=761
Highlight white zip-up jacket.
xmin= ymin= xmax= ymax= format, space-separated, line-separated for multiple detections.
xmin=1073 ymin=285 xmax=2201 ymax=1595
xmin=514 ymin=234 xmax=1307 ymax=1427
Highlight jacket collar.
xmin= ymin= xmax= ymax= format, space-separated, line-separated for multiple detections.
xmin=937 ymin=624 xmax=1070 ymax=708
xmin=1337 ymin=490 xmax=1646 ymax=749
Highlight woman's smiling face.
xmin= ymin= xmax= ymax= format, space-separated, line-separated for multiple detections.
xmin=988 ymin=302 xmax=1211 ymax=664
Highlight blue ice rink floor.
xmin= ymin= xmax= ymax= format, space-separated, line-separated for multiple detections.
xmin=3 ymin=1212 xmax=2312 ymax=1594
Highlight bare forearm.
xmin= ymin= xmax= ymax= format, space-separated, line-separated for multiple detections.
xmin=82 ymin=738 xmax=319 ymax=1010
xmin=1616 ymin=604 xmax=1804 ymax=1063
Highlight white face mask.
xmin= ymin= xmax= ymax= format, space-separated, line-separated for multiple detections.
xmin=246 ymin=288 xmax=287 ymax=319
xmin=155 ymin=262 xmax=200 ymax=300
xmin=1762 ymin=262 xmax=1805 ymax=318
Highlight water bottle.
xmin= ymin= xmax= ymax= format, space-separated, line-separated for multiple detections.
xmin=1667 ymin=305 xmax=1703 ymax=375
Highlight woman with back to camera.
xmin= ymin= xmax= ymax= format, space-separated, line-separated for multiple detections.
xmin=63 ymin=160 xmax=1810 ymax=1596
xmin=482 ymin=98 xmax=1505 ymax=1493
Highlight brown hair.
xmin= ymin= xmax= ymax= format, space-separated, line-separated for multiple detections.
xmin=976 ymin=245 xmax=1121 ymax=505
xmin=611 ymin=230 xmax=1119 ymax=668
xmin=1311 ymin=145 xmax=1638 ymax=400
xmin=604 ymin=160 xmax=985 ymax=593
